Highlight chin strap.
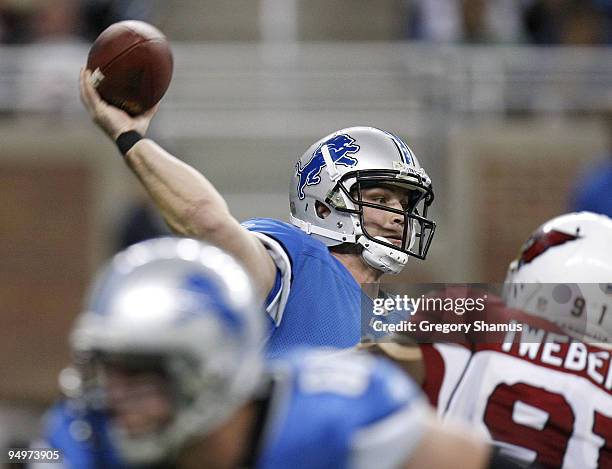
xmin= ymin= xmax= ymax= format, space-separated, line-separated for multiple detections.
xmin=358 ymin=236 xmax=408 ymax=275
xmin=289 ymin=214 xmax=358 ymax=243
xmin=290 ymin=213 xmax=410 ymax=274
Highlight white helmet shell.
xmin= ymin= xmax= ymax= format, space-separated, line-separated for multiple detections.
xmin=504 ymin=212 xmax=612 ymax=346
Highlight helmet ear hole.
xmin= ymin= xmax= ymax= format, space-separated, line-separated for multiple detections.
xmin=315 ymin=201 xmax=331 ymax=219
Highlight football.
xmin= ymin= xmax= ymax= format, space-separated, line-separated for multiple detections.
xmin=86 ymin=20 xmax=173 ymax=116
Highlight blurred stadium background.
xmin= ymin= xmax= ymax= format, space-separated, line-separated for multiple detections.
xmin=1 ymin=0 xmax=611 ymax=458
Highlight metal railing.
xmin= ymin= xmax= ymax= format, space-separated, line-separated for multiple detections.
xmin=0 ymin=43 xmax=610 ymax=124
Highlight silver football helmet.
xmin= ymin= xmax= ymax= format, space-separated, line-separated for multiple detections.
xmin=289 ymin=126 xmax=435 ymax=274
xmin=504 ymin=212 xmax=612 ymax=347
xmin=69 ymin=237 xmax=265 ymax=465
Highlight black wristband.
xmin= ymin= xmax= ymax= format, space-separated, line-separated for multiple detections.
xmin=116 ymin=130 xmax=143 ymax=155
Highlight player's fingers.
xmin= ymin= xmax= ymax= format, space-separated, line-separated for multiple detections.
xmin=79 ymin=68 xmax=93 ymax=99
xmin=78 ymin=68 xmax=88 ymax=104
xmin=133 ymin=103 xmax=159 ymax=135
xmin=141 ymin=103 xmax=160 ymax=120
xmin=80 ymin=69 xmax=104 ymax=111
xmin=79 ymin=69 xmax=97 ymax=110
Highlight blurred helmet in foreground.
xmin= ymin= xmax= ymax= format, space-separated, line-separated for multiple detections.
xmin=70 ymin=237 xmax=265 ymax=464
xmin=504 ymin=212 xmax=612 ymax=347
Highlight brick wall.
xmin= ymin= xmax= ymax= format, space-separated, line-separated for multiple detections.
xmin=0 ymin=163 xmax=92 ymax=403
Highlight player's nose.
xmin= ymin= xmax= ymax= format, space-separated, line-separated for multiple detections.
xmin=388 ymin=201 xmax=404 ymax=224
xmin=391 ymin=213 xmax=404 ymax=226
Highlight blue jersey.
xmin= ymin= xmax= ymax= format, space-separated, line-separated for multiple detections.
xmin=242 ymin=218 xmax=368 ymax=358
xmin=570 ymin=158 xmax=612 ymax=218
xmin=258 ymin=350 xmax=427 ymax=469
xmin=40 ymin=351 xmax=427 ymax=469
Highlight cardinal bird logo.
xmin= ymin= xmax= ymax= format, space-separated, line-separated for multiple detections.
xmin=517 ymin=228 xmax=580 ymax=267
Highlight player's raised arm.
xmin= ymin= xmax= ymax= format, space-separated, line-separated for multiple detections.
xmin=78 ymin=68 xmax=276 ymax=298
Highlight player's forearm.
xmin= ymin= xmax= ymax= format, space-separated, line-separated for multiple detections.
xmin=125 ymin=139 xmax=232 ymax=239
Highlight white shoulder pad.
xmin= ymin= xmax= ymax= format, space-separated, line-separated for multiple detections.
xmin=251 ymin=231 xmax=292 ymax=326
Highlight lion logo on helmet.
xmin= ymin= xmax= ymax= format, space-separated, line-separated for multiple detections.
xmin=295 ymin=134 xmax=360 ymax=200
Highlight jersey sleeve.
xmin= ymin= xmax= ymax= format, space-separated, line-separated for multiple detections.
xmin=259 ymin=350 xmax=430 ymax=469
xmin=347 ymin=355 xmax=429 ymax=469
xmin=349 ymin=402 xmax=429 ymax=469
xmin=242 ymin=218 xmax=304 ymax=326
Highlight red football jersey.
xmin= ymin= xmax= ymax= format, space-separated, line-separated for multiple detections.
xmin=419 ymin=311 xmax=612 ymax=468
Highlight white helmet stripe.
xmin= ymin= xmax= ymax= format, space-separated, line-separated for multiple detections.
xmin=321 ymin=144 xmax=341 ymax=182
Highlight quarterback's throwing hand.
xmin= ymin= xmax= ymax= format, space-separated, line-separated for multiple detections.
xmin=79 ymin=68 xmax=158 ymax=140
